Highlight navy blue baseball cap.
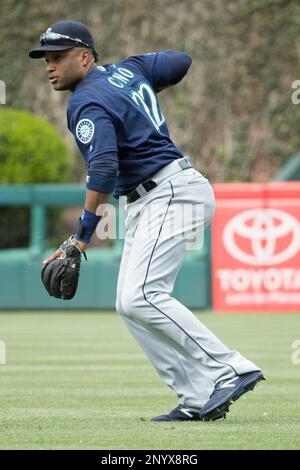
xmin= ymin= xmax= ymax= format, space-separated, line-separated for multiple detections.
xmin=29 ymin=20 xmax=96 ymax=59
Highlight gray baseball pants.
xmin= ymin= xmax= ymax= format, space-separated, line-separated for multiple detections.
xmin=116 ymin=158 xmax=260 ymax=410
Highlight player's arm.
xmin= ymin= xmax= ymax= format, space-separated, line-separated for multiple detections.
xmin=42 ymin=188 xmax=111 ymax=264
xmin=154 ymin=50 xmax=192 ymax=92
xmin=43 ymin=104 xmax=118 ymax=264
xmin=123 ymin=50 xmax=192 ymax=92
xmin=72 ymin=188 xmax=112 ymax=252
xmin=73 ymin=103 xmax=118 ymax=248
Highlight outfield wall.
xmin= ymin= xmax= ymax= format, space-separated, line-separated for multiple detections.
xmin=0 ymin=185 xmax=212 ymax=310
xmin=2 ymin=182 xmax=299 ymax=311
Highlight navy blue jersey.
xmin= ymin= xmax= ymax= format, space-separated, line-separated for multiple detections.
xmin=67 ymin=51 xmax=192 ymax=196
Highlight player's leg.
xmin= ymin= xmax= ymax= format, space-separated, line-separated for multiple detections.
xmin=120 ymin=314 xmax=214 ymax=410
xmin=118 ymin=170 xmax=262 ymax=410
xmin=116 ymin=220 xmax=213 ymax=409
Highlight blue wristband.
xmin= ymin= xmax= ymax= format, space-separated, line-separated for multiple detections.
xmin=75 ymin=209 xmax=101 ymax=243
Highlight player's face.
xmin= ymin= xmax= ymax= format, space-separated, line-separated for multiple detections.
xmin=45 ymin=49 xmax=88 ymax=91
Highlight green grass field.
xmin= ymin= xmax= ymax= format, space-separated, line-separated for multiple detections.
xmin=0 ymin=311 xmax=299 ymax=450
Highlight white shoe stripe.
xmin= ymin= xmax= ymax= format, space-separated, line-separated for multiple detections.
xmin=180 ymin=408 xmax=194 ymax=418
xmin=217 ymin=377 xmax=239 ymax=389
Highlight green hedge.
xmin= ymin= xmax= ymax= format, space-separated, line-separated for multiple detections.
xmin=0 ymin=108 xmax=70 ymax=183
xmin=0 ymin=108 xmax=72 ymax=248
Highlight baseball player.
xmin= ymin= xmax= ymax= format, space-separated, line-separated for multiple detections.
xmin=30 ymin=20 xmax=265 ymax=422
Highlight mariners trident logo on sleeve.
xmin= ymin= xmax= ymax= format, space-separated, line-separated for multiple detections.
xmin=76 ymin=119 xmax=95 ymax=144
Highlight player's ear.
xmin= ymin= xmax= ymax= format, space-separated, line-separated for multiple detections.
xmin=80 ymin=49 xmax=91 ymax=66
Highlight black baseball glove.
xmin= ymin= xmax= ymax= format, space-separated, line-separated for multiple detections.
xmin=41 ymin=235 xmax=86 ymax=300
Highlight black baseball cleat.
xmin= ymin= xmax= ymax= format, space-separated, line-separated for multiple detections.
xmin=199 ymin=370 xmax=265 ymax=421
xmin=150 ymin=404 xmax=226 ymax=422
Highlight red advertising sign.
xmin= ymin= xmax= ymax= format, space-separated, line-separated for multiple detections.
xmin=212 ymin=182 xmax=300 ymax=312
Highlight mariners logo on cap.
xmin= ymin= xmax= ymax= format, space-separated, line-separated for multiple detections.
xmin=76 ymin=119 xmax=95 ymax=144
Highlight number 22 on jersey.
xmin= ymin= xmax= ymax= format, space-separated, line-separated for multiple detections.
xmin=131 ymin=82 xmax=165 ymax=132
